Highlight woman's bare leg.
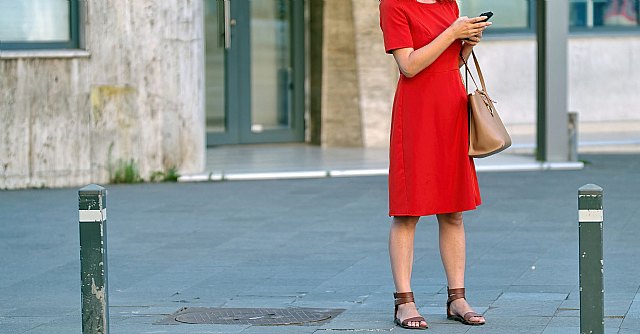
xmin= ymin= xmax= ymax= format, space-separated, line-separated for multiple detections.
xmin=436 ymin=212 xmax=485 ymax=324
xmin=389 ymin=216 xmax=427 ymax=328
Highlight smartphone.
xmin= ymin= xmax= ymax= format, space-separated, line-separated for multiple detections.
xmin=478 ymin=11 xmax=494 ymax=22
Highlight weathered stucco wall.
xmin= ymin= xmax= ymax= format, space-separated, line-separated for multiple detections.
xmin=0 ymin=0 xmax=204 ymax=189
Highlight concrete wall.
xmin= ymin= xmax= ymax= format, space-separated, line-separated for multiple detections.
xmin=477 ymin=35 xmax=640 ymax=125
xmin=0 ymin=0 xmax=205 ymax=189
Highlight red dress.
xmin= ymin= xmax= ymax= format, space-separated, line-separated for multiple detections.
xmin=380 ymin=0 xmax=481 ymax=216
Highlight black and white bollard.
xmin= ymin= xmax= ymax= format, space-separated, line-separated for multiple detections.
xmin=578 ymin=184 xmax=604 ymax=334
xmin=79 ymin=184 xmax=109 ymax=334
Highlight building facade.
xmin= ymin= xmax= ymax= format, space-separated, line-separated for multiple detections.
xmin=1 ymin=0 xmax=639 ymax=189
xmin=1 ymin=0 xmax=205 ymax=189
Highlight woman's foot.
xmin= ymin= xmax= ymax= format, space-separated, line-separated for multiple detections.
xmin=446 ymin=288 xmax=485 ymax=326
xmin=394 ymin=292 xmax=428 ymax=330
xmin=448 ymin=297 xmax=485 ymax=325
xmin=396 ymin=302 xmax=428 ymax=329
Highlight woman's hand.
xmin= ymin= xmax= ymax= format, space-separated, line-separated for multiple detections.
xmin=463 ymin=32 xmax=482 ymax=47
xmin=458 ymin=26 xmax=485 ymax=67
xmin=447 ymin=16 xmax=491 ymax=40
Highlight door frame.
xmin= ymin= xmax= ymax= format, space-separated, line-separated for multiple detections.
xmin=206 ymin=0 xmax=305 ymax=146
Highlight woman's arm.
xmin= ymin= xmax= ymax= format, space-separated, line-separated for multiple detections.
xmin=458 ymin=33 xmax=481 ymax=68
xmin=392 ymin=16 xmax=490 ymax=78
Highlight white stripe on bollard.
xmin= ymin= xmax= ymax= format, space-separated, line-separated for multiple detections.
xmin=578 ymin=209 xmax=603 ymax=223
xmin=79 ymin=209 xmax=107 ymax=222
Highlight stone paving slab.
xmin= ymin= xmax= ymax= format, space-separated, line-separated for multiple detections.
xmin=0 ymin=154 xmax=639 ymax=333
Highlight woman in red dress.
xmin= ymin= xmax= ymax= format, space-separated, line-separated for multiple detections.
xmin=379 ymin=0 xmax=491 ymax=329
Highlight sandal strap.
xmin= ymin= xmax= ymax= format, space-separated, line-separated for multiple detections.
xmin=447 ymin=287 xmax=466 ymax=303
xmin=463 ymin=311 xmax=483 ymax=321
xmin=394 ymin=291 xmax=415 ymax=306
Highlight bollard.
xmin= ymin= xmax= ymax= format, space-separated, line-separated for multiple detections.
xmin=578 ymin=184 xmax=604 ymax=334
xmin=79 ymin=184 xmax=109 ymax=334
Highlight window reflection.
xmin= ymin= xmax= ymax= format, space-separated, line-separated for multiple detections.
xmin=0 ymin=0 xmax=70 ymax=42
xmin=459 ymin=0 xmax=639 ymax=32
xmin=570 ymin=0 xmax=638 ymax=28
xmin=205 ymin=0 xmax=226 ymax=133
xmin=250 ymin=0 xmax=291 ymax=132
xmin=603 ymin=0 xmax=639 ymax=26
xmin=458 ymin=0 xmax=530 ymax=30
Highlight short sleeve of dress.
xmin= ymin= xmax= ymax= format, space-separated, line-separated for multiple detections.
xmin=379 ymin=0 xmax=413 ymax=54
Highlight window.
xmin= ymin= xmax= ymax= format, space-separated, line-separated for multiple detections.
xmin=0 ymin=0 xmax=80 ymax=50
xmin=459 ymin=0 xmax=533 ymax=33
xmin=570 ymin=0 xmax=639 ymax=30
xmin=459 ymin=0 xmax=639 ymax=35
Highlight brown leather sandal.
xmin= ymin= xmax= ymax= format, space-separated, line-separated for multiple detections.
xmin=394 ymin=292 xmax=428 ymax=330
xmin=446 ymin=287 xmax=485 ymax=326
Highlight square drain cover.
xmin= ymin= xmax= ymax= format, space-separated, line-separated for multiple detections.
xmin=156 ymin=307 xmax=345 ymax=326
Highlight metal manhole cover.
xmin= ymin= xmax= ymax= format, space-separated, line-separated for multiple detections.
xmin=157 ymin=307 xmax=344 ymax=326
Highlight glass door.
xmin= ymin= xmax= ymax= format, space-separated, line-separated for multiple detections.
xmin=205 ymin=0 xmax=304 ymax=146
xmin=205 ymin=0 xmax=235 ymax=142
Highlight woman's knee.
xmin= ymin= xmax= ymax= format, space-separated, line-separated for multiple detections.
xmin=393 ymin=216 xmax=420 ymax=226
xmin=437 ymin=212 xmax=463 ymax=226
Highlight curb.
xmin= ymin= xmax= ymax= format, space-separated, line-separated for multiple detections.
xmin=178 ymin=162 xmax=584 ymax=183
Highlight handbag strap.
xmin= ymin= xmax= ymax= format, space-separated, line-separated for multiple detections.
xmin=461 ymin=50 xmax=487 ymax=93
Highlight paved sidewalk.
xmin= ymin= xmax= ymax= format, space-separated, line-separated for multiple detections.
xmin=197 ymin=145 xmax=584 ymax=183
xmin=197 ymin=120 xmax=640 ymax=180
xmin=1 ymin=154 xmax=639 ymax=333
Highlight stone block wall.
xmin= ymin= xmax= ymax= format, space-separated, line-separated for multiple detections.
xmin=317 ymin=0 xmax=396 ymax=148
xmin=352 ymin=0 xmax=398 ymax=148
xmin=0 ymin=0 xmax=205 ymax=189
xmin=320 ymin=0 xmax=363 ymax=147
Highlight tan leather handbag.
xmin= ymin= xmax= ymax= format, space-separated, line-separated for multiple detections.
xmin=462 ymin=51 xmax=512 ymax=158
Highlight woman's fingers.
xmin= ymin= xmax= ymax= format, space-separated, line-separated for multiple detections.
xmin=462 ymin=29 xmax=484 ymax=38
xmin=470 ymin=16 xmax=493 ymax=24
xmin=468 ymin=24 xmax=489 ymax=36
xmin=451 ymin=16 xmax=491 ymax=40
xmin=471 ymin=22 xmax=492 ymax=29
xmin=462 ymin=20 xmax=490 ymax=37
xmin=466 ymin=17 xmax=491 ymax=29
xmin=464 ymin=35 xmax=481 ymax=45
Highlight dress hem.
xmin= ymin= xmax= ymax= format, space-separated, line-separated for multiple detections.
xmin=388 ymin=202 xmax=481 ymax=217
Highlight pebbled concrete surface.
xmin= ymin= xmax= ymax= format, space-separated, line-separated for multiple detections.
xmin=0 ymin=154 xmax=639 ymax=333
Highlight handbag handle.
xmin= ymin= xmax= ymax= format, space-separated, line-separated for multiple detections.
xmin=460 ymin=51 xmax=487 ymax=93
